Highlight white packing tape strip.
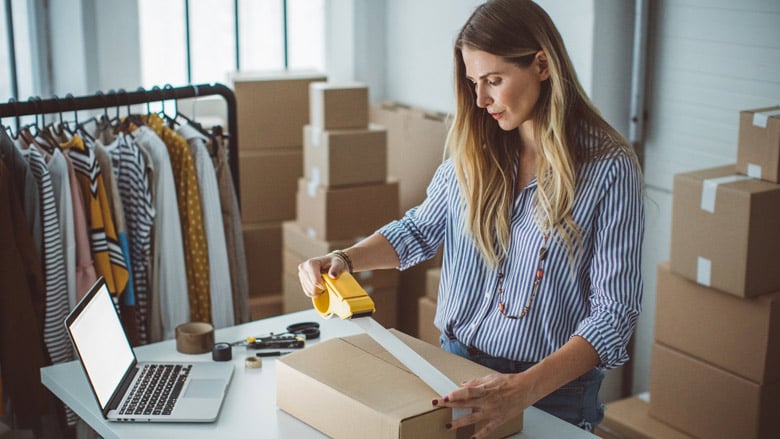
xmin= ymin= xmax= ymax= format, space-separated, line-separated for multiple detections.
xmin=752 ymin=108 xmax=780 ymax=128
xmin=310 ymin=125 xmax=322 ymax=147
xmin=307 ymin=170 xmax=320 ymax=198
xmin=697 ymin=256 xmax=711 ymax=286
xmin=747 ymin=163 xmax=762 ymax=179
xmin=352 ymin=318 xmax=470 ymax=420
xmin=700 ymin=175 xmax=751 ymax=213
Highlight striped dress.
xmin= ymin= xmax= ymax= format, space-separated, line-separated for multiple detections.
xmin=378 ymin=126 xmax=645 ymax=369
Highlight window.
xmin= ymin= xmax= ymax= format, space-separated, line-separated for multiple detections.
xmin=138 ymin=0 xmax=325 ymax=88
xmin=1 ymin=0 xmax=37 ymax=101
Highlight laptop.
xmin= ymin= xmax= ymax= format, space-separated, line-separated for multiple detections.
xmin=65 ymin=277 xmax=234 ymax=423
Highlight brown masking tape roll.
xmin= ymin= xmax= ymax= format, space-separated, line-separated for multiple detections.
xmin=245 ymin=356 xmax=262 ymax=369
xmin=175 ymin=322 xmax=215 ymax=354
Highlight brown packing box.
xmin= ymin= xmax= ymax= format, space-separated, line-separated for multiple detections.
xmin=296 ymin=178 xmax=399 ymax=241
xmin=398 ymin=253 xmax=443 ymax=336
xmin=309 ymin=82 xmax=369 ymax=130
xmin=669 ymin=165 xmax=780 ymax=297
xmin=276 ymin=331 xmax=523 ymax=439
xmin=417 ymin=296 xmax=439 ymax=346
xmin=649 ymin=343 xmax=780 ymax=439
xmin=370 ymin=101 xmax=450 ymax=214
xmin=426 ymin=268 xmax=442 ymax=301
xmin=239 ymin=148 xmax=302 ymax=223
xmin=595 ymin=394 xmax=692 ymax=439
xmin=242 ymin=222 xmax=282 ymax=296
xmin=655 ymin=262 xmax=780 ymax=384
xmin=282 ymin=220 xmax=357 ymax=257
xmin=303 ymin=124 xmax=387 ymax=187
xmin=231 ymin=70 xmax=326 ymax=150
xmin=282 ymin=271 xmax=399 ymax=328
xmin=737 ymin=106 xmax=780 ymax=182
xmin=248 ymin=294 xmax=282 ymax=321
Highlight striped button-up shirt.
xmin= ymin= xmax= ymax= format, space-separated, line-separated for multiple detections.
xmin=378 ymin=130 xmax=644 ymax=369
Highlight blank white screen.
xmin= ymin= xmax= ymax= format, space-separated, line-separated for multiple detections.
xmin=69 ymin=284 xmax=135 ymax=408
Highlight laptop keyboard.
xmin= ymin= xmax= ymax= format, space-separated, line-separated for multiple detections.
xmin=119 ymin=364 xmax=191 ymax=416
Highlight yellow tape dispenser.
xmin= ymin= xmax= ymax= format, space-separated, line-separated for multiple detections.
xmin=313 ymin=272 xmax=375 ymax=319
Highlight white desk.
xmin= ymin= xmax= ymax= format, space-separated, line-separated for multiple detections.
xmin=41 ymin=310 xmax=595 ymax=439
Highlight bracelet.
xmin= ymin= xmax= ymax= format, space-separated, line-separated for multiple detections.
xmin=330 ymin=249 xmax=354 ymax=274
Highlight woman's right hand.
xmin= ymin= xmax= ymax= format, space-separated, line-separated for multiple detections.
xmin=297 ymin=252 xmax=350 ymax=298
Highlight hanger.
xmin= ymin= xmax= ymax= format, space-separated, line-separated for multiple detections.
xmin=3 ymin=97 xmax=21 ymax=140
xmin=175 ymin=84 xmax=215 ymax=142
xmin=162 ymin=84 xmax=180 ymax=129
xmin=72 ymin=93 xmax=96 ymax=142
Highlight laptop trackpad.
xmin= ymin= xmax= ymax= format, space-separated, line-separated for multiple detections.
xmin=183 ymin=379 xmax=224 ymax=399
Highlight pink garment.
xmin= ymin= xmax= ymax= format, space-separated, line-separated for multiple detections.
xmin=63 ymin=153 xmax=98 ymax=299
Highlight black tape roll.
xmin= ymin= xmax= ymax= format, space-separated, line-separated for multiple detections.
xmin=212 ymin=342 xmax=232 ymax=361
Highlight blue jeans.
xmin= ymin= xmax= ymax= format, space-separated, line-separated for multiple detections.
xmin=440 ymin=335 xmax=605 ymax=432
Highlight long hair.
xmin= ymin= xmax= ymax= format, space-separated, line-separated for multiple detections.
xmin=447 ymin=0 xmax=637 ymax=268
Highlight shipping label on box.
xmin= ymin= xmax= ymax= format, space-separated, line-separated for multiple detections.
xmin=655 ymin=262 xmax=780 ymax=384
xmin=669 ymin=165 xmax=780 ymax=297
xmin=309 ymin=82 xmax=369 ymax=130
xmin=303 ymin=124 xmax=387 ymax=187
xmin=231 ymin=70 xmax=326 ymax=149
xmin=296 ymin=178 xmax=399 ymax=241
xmin=737 ymin=106 xmax=780 ymax=182
xmin=649 ymin=343 xmax=780 ymax=439
xmin=239 ymin=148 xmax=302 ymax=223
xmin=277 ymin=331 xmax=522 ymax=439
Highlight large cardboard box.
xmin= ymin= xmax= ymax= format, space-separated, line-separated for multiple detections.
xmin=426 ymin=268 xmax=442 ymax=301
xmin=232 ymin=70 xmax=326 ymax=150
xmin=309 ymin=82 xmax=369 ymax=130
xmin=239 ymin=148 xmax=302 ymax=223
xmin=282 ymin=220 xmax=357 ymax=256
xmin=276 ymin=331 xmax=523 ymax=439
xmin=248 ymin=294 xmax=282 ymax=321
xmin=649 ymin=343 xmax=780 ymax=439
xmin=669 ymin=165 xmax=780 ymax=297
xmin=370 ymin=102 xmax=450 ymax=214
xmin=417 ymin=296 xmax=439 ymax=346
xmin=595 ymin=394 xmax=692 ymax=439
xmin=242 ymin=222 xmax=282 ymax=296
xmin=737 ymin=106 xmax=780 ymax=182
xmin=398 ymin=254 xmax=443 ymax=336
xmin=303 ymin=124 xmax=387 ymax=187
xmin=296 ymin=178 xmax=399 ymax=241
xmin=655 ymin=262 xmax=780 ymax=384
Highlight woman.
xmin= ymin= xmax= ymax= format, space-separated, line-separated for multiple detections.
xmin=298 ymin=0 xmax=644 ymax=436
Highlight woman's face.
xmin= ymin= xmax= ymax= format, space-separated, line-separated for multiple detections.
xmin=461 ymin=47 xmax=549 ymax=132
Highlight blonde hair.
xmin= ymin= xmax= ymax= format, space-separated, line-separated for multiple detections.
xmin=448 ymin=0 xmax=638 ymax=267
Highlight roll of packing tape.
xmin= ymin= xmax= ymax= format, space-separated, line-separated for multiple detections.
xmin=245 ymin=356 xmax=262 ymax=368
xmin=212 ymin=342 xmax=232 ymax=361
xmin=175 ymin=322 xmax=215 ymax=354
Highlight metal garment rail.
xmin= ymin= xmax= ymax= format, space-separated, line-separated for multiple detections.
xmin=0 ymin=83 xmax=240 ymax=204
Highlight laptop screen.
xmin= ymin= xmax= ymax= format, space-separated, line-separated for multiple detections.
xmin=67 ymin=279 xmax=135 ymax=409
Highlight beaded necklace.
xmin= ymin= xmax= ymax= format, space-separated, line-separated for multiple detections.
xmin=496 ymin=231 xmax=550 ymax=319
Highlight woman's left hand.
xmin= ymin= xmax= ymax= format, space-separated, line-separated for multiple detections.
xmin=434 ymin=372 xmax=534 ymax=438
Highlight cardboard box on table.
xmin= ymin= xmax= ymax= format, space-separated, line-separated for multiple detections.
xmin=231 ymin=70 xmax=326 ymax=150
xmin=303 ymin=124 xmax=387 ymax=187
xmin=669 ymin=165 xmax=780 ymax=298
xmin=242 ymin=222 xmax=282 ymax=296
xmin=295 ymin=178 xmax=399 ymax=241
xmin=737 ymin=106 xmax=780 ymax=182
xmin=649 ymin=343 xmax=780 ymax=439
xmin=239 ymin=148 xmax=302 ymax=223
xmin=595 ymin=393 xmax=692 ymax=439
xmin=426 ymin=268 xmax=442 ymax=301
xmin=309 ymin=82 xmax=369 ymax=130
xmin=655 ymin=262 xmax=780 ymax=384
xmin=276 ymin=330 xmax=523 ymax=439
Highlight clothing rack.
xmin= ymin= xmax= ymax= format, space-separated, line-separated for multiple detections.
xmin=0 ymin=83 xmax=241 ymax=202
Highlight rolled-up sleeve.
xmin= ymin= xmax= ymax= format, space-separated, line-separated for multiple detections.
xmin=573 ymin=154 xmax=644 ymax=369
xmin=377 ymin=160 xmax=453 ymax=270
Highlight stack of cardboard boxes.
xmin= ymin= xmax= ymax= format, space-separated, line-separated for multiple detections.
xmin=282 ymin=83 xmax=400 ymax=328
xmin=599 ymin=106 xmax=780 ymax=439
xmin=418 ymin=268 xmax=441 ymax=346
xmin=370 ymin=102 xmax=450 ymax=335
xmin=231 ymin=71 xmax=327 ymax=320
